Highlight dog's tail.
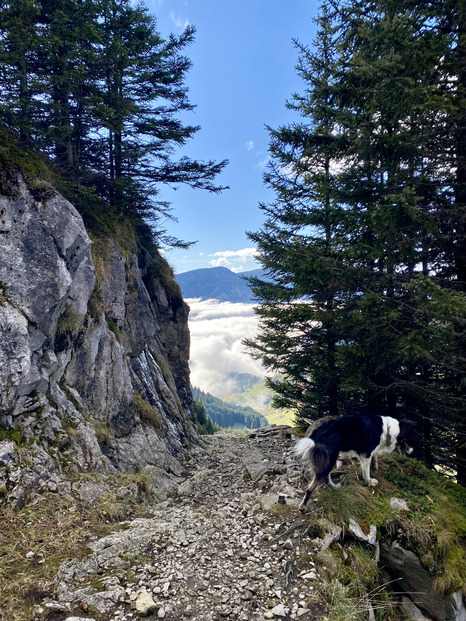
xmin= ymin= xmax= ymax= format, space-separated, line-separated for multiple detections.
xmin=295 ymin=437 xmax=330 ymax=473
xmin=295 ymin=437 xmax=315 ymax=459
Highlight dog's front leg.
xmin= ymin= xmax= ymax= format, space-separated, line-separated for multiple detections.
xmin=328 ymin=473 xmax=341 ymax=489
xmin=360 ymin=456 xmax=378 ymax=486
xmin=298 ymin=475 xmax=319 ymax=512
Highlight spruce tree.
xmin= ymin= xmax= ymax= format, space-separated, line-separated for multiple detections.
xmin=248 ymin=0 xmax=466 ymax=478
xmin=0 ymin=0 xmax=42 ymax=142
xmin=0 ymin=0 xmax=227 ymax=241
xmin=246 ymin=7 xmax=352 ymax=424
xmin=88 ymin=0 xmax=227 ymax=220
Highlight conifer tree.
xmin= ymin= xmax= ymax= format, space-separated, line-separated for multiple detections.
xmin=0 ymin=0 xmax=41 ymax=141
xmin=88 ymin=0 xmax=227 ymax=218
xmin=0 ymin=0 xmax=227 ymax=238
xmin=246 ymin=7 xmax=352 ymax=424
xmin=248 ymin=0 xmax=466 ymax=478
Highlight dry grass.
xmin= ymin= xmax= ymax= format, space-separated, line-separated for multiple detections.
xmin=0 ymin=495 xmax=110 ymax=621
xmin=0 ymin=468 xmax=156 ymax=621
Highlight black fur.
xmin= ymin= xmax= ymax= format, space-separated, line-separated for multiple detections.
xmin=296 ymin=413 xmax=414 ymax=511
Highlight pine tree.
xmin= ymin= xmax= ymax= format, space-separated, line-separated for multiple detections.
xmin=246 ymin=7 xmax=353 ymax=425
xmin=247 ymin=0 xmax=466 ymax=478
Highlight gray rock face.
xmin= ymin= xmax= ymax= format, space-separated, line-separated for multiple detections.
xmin=0 ymin=175 xmax=197 ymax=505
xmin=380 ymin=542 xmax=466 ymax=621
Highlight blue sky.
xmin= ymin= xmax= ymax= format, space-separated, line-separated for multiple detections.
xmin=145 ymin=0 xmax=320 ymax=274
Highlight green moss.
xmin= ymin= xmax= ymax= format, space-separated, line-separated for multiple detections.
xmin=133 ymin=391 xmax=162 ymax=434
xmin=435 ymin=546 xmax=466 ymax=595
xmin=0 ymin=427 xmax=24 ymax=446
xmin=106 ymin=317 xmax=120 ymax=337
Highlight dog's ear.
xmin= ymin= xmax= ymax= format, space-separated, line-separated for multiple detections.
xmin=399 ymin=418 xmax=417 ymax=428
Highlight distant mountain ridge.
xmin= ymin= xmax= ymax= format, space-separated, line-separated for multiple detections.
xmin=175 ymin=266 xmax=263 ymax=303
xmin=192 ymin=386 xmax=267 ymax=431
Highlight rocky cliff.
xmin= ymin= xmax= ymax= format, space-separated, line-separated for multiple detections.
xmin=0 ymin=174 xmax=198 ymax=508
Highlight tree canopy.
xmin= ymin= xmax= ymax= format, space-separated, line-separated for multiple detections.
xmin=246 ymin=0 xmax=466 ymax=483
xmin=0 ymin=0 xmax=227 ymax=243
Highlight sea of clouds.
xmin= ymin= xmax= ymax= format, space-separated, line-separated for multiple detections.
xmin=186 ymin=298 xmax=266 ymax=397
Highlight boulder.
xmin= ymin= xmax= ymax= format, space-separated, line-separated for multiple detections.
xmin=380 ymin=542 xmax=464 ymax=621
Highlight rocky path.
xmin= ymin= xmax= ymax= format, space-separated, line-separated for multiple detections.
xmin=48 ymin=428 xmax=325 ymax=621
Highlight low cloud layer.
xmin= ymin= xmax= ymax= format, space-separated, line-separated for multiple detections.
xmin=187 ymin=298 xmax=265 ymax=397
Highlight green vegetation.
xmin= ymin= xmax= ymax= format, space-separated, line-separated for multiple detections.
xmin=192 ymin=387 xmax=267 ymax=431
xmin=0 ymin=0 xmax=227 ymax=242
xmin=223 ymin=376 xmax=296 ymax=426
xmin=133 ymin=392 xmax=162 ymax=434
xmin=56 ymin=307 xmax=82 ymax=336
xmin=0 ymin=469 xmax=155 ymax=621
xmin=192 ymin=393 xmax=218 ymax=435
xmin=314 ymin=546 xmax=386 ymax=621
xmin=299 ymin=453 xmax=466 ymax=619
xmin=0 ymin=426 xmax=24 ymax=445
xmin=246 ymin=0 xmax=466 ymax=484
xmin=91 ymin=418 xmax=115 ymax=447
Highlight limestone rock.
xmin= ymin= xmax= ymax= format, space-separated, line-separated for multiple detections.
xmin=348 ymin=518 xmax=377 ymax=545
xmin=0 ymin=440 xmax=16 ymax=466
xmin=0 ymin=174 xmax=198 ymax=505
xmin=135 ymin=590 xmax=158 ymax=616
xmin=390 ymin=497 xmax=409 ymax=511
xmin=381 ymin=542 xmax=461 ymax=621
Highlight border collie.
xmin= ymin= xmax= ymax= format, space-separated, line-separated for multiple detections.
xmin=295 ymin=414 xmax=414 ymax=511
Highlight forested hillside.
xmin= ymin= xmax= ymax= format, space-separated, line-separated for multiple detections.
xmin=192 ymin=387 xmax=268 ymax=431
xmin=246 ymin=0 xmax=466 ymax=484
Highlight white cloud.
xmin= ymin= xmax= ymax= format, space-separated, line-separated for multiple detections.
xmin=245 ymin=140 xmax=255 ymax=151
xmin=187 ymin=298 xmax=265 ymax=397
xmin=209 ymin=248 xmax=259 ymax=272
xmin=255 ymin=154 xmax=270 ymax=169
xmin=170 ymin=10 xmax=189 ymax=30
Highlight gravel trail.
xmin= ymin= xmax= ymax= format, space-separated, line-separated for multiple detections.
xmin=50 ymin=428 xmax=325 ymax=621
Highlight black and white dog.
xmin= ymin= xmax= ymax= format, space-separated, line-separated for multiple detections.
xmin=295 ymin=414 xmax=414 ymax=511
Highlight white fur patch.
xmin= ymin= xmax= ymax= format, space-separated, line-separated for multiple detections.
xmin=373 ymin=416 xmax=400 ymax=456
xmin=295 ymin=437 xmax=315 ymax=459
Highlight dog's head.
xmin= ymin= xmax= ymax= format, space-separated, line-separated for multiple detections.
xmin=396 ymin=419 xmax=417 ymax=455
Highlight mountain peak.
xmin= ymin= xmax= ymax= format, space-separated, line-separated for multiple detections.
xmin=176 ymin=266 xmax=257 ymax=303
